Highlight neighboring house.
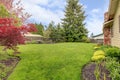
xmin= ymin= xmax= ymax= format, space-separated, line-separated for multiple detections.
xmin=24 ymin=33 xmax=43 ymax=43
xmin=91 ymin=33 xmax=104 ymax=44
xmin=103 ymin=0 xmax=120 ymax=47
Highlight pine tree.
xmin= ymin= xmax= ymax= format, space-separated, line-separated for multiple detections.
xmin=44 ymin=21 xmax=55 ymax=38
xmin=50 ymin=23 xmax=65 ymax=42
xmin=62 ymin=0 xmax=88 ymax=42
xmin=33 ymin=23 xmax=44 ymax=36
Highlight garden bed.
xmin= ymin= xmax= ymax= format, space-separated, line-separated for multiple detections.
xmin=82 ymin=62 xmax=112 ymax=80
xmin=0 ymin=56 xmax=20 ymax=80
xmin=82 ymin=45 xmax=120 ymax=80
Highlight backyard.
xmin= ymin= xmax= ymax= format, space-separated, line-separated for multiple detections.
xmin=1 ymin=0 xmax=120 ymax=80
xmin=7 ymin=43 xmax=94 ymax=80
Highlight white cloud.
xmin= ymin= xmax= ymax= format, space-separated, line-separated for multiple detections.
xmin=91 ymin=9 xmax=100 ymax=13
xmin=86 ymin=1 xmax=109 ymax=36
xmin=18 ymin=0 xmax=109 ymax=36
xmin=86 ymin=13 xmax=103 ymax=36
xmin=20 ymin=0 xmax=65 ymax=24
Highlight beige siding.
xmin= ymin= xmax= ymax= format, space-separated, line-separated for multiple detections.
xmin=111 ymin=1 xmax=120 ymax=47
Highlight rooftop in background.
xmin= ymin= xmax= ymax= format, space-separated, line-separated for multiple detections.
xmin=24 ymin=33 xmax=43 ymax=37
xmin=92 ymin=33 xmax=103 ymax=38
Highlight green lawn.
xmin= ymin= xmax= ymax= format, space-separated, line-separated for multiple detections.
xmin=8 ymin=43 xmax=94 ymax=80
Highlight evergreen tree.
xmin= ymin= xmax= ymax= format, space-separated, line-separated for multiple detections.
xmin=90 ymin=33 xmax=94 ymax=38
xmin=33 ymin=23 xmax=44 ymax=36
xmin=44 ymin=21 xmax=55 ymax=38
xmin=62 ymin=0 xmax=88 ymax=42
xmin=50 ymin=23 xmax=65 ymax=42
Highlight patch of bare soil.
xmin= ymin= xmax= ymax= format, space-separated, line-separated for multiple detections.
xmin=0 ymin=57 xmax=20 ymax=80
xmin=82 ymin=62 xmax=112 ymax=80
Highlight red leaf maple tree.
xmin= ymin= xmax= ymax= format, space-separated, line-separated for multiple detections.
xmin=0 ymin=0 xmax=31 ymax=22
xmin=0 ymin=18 xmax=37 ymax=54
xmin=0 ymin=0 xmax=37 ymax=54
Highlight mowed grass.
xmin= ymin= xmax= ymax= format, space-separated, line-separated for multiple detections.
xmin=8 ymin=43 xmax=94 ymax=80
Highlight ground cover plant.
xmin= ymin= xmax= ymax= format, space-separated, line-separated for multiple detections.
xmin=7 ymin=43 xmax=94 ymax=80
xmin=104 ymin=46 xmax=120 ymax=80
xmin=0 ymin=55 xmax=20 ymax=80
xmin=0 ymin=46 xmax=20 ymax=80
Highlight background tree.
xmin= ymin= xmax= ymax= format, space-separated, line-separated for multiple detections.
xmin=33 ymin=23 xmax=44 ymax=36
xmin=43 ymin=21 xmax=55 ymax=38
xmin=50 ymin=23 xmax=65 ymax=42
xmin=90 ymin=33 xmax=94 ymax=38
xmin=62 ymin=0 xmax=88 ymax=42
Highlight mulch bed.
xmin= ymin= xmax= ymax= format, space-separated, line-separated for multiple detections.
xmin=0 ymin=57 xmax=20 ymax=80
xmin=82 ymin=62 xmax=112 ymax=80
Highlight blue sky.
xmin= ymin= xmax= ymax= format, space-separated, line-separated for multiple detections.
xmin=21 ymin=0 xmax=109 ymax=36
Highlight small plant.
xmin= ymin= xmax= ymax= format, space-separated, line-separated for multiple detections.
xmin=92 ymin=55 xmax=105 ymax=61
xmin=93 ymin=50 xmax=105 ymax=56
xmin=103 ymin=73 xmax=106 ymax=80
xmin=105 ymin=57 xmax=120 ymax=80
xmin=91 ymin=50 xmax=105 ymax=61
xmin=0 ymin=63 xmax=6 ymax=79
xmin=94 ymin=65 xmax=100 ymax=80
xmin=94 ymin=46 xmax=100 ymax=50
xmin=93 ymin=44 xmax=102 ymax=50
xmin=94 ymin=61 xmax=101 ymax=80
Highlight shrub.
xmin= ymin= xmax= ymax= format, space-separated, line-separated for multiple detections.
xmin=91 ymin=50 xmax=105 ymax=61
xmin=105 ymin=57 xmax=120 ymax=80
xmin=93 ymin=50 xmax=105 ymax=56
xmin=91 ymin=55 xmax=105 ymax=61
xmin=94 ymin=47 xmax=100 ymax=50
xmin=93 ymin=44 xmax=104 ymax=51
xmin=106 ymin=47 xmax=120 ymax=60
xmin=96 ymin=45 xmax=113 ymax=53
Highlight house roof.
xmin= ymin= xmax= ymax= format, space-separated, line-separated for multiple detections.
xmin=92 ymin=33 xmax=103 ymax=40
xmin=92 ymin=33 xmax=103 ymax=38
xmin=24 ymin=33 xmax=43 ymax=37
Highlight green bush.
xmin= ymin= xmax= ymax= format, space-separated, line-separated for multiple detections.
xmin=105 ymin=57 xmax=120 ymax=80
xmin=99 ymin=45 xmax=112 ymax=52
xmin=106 ymin=47 xmax=120 ymax=60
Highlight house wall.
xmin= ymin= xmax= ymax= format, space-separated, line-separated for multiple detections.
xmin=111 ymin=0 xmax=120 ymax=47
